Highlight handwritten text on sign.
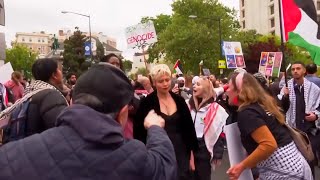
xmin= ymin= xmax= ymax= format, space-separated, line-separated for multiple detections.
xmin=125 ymin=21 xmax=158 ymax=49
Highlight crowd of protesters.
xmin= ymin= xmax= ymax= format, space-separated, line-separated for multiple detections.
xmin=0 ymin=53 xmax=319 ymax=180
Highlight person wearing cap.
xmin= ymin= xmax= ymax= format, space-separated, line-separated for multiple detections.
xmin=0 ymin=64 xmax=177 ymax=180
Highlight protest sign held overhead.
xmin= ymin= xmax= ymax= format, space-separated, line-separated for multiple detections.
xmin=125 ymin=21 xmax=158 ymax=49
xmin=258 ymin=52 xmax=283 ymax=78
xmin=222 ymin=41 xmax=245 ymax=69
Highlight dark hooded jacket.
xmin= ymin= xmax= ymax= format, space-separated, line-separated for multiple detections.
xmin=0 ymin=104 xmax=177 ymax=180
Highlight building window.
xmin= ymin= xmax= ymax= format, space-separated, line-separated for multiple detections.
xmin=139 ymin=59 xmax=142 ymax=62
xmin=317 ymin=1 xmax=320 ymax=10
xmin=38 ymin=38 xmax=41 ymax=42
xmin=42 ymin=39 xmax=45 ymax=42
xmin=242 ymin=0 xmax=244 ymax=7
xmin=29 ymin=38 xmax=32 ymax=42
xmin=270 ymin=5 xmax=274 ymax=15
xmin=271 ymin=18 xmax=275 ymax=28
xmin=242 ymin=21 xmax=246 ymax=28
xmin=22 ymin=38 xmax=25 ymax=42
xmin=242 ymin=10 xmax=245 ymax=18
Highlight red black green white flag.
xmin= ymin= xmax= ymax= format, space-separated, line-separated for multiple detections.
xmin=281 ymin=0 xmax=320 ymax=64
xmin=173 ymin=59 xmax=183 ymax=75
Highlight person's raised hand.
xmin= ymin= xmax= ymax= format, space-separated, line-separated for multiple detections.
xmin=144 ymin=110 xmax=165 ymax=129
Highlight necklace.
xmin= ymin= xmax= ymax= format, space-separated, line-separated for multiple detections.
xmin=160 ymin=100 xmax=170 ymax=114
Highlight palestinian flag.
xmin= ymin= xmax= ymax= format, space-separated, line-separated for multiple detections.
xmin=281 ymin=0 xmax=320 ymax=64
xmin=174 ymin=59 xmax=183 ymax=75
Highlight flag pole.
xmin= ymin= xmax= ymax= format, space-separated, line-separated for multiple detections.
xmin=278 ymin=0 xmax=288 ymax=87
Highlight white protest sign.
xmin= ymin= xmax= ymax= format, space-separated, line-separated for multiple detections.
xmin=223 ymin=41 xmax=246 ymax=69
xmin=225 ymin=122 xmax=254 ymax=180
xmin=0 ymin=62 xmax=14 ymax=84
xmin=125 ymin=21 xmax=158 ymax=49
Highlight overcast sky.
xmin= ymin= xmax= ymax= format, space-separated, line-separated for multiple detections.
xmin=0 ymin=0 xmax=239 ymax=59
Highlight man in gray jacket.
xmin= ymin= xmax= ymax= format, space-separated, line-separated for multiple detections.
xmin=0 ymin=63 xmax=177 ymax=180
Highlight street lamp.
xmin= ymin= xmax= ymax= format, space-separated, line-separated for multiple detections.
xmin=189 ymin=15 xmax=223 ymax=59
xmin=61 ymin=10 xmax=93 ymax=62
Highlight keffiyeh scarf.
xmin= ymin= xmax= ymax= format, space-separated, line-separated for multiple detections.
xmin=280 ymin=78 xmax=320 ymax=128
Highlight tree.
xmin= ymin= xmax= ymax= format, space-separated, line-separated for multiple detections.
xmin=122 ymin=60 xmax=133 ymax=73
xmin=153 ymin=0 xmax=240 ymax=74
xmin=136 ymin=68 xmax=148 ymax=76
xmin=5 ymin=44 xmax=38 ymax=79
xmin=63 ymin=28 xmax=89 ymax=75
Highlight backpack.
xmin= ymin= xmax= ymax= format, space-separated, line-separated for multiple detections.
xmin=0 ymin=88 xmax=47 ymax=145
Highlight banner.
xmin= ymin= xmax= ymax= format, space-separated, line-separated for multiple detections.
xmin=0 ymin=0 xmax=4 ymax=26
xmin=259 ymin=52 xmax=283 ymax=77
xmin=125 ymin=21 xmax=158 ymax=49
xmin=223 ymin=41 xmax=245 ymax=69
xmin=225 ymin=123 xmax=254 ymax=180
xmin=84 ymin=41 xmax=91 ymax=56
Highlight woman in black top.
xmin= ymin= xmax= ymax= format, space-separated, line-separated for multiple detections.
xmin=134 ymin=64 xmax=198 ymax=180
xmin=225 ymin=72 xmax=312 ymax=180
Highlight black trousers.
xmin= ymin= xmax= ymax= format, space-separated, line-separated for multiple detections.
xmin=307 ymin=132 xmax=320 ymax=178
xmin=193 ymin=138 xmax=211 ymax=180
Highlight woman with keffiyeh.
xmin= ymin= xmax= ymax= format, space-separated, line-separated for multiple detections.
xmin=188 ymin=76 xmax=228 ymax=180
xmin=226 ymin=72 xmax=312 ymax=180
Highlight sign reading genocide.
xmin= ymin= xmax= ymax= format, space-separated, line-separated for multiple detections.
xmin=125 ymin=21 xmax=158 ymax=49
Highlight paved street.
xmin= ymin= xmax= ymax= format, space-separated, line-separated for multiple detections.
xmin=211 ymin=150 xmax=320 ymax=180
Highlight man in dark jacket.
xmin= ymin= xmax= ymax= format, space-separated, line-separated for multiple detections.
xmin=26 ymin=58 xmax=68 ymax=135
xmin=0 ymin=63 xmax=177 ymax=180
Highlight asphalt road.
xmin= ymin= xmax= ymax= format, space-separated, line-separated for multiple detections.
xmin=211 ymin=150 xmax=320 ymax=180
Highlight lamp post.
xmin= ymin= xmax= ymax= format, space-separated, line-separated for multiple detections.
xmin=189 ymin=15 xmax=223 ymax=59
xmin=61 ymin=11 xmax=92 ymax=62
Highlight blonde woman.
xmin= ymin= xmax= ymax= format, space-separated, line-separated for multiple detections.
xmin=188 ymin=77 xmax=228 ymax=180
xmin=226 ymin=73 xmax=312 ymax=180
xmin=134 ymin=64 xmax=198 ymax=180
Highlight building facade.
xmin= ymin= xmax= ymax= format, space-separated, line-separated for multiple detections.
xmin=15 ymin=30 xmax=119 ymax=59
xmin=239 ymin=0 xmax=320 ymax=35
xmin=14 ymin=32 xmax=51 ymax=58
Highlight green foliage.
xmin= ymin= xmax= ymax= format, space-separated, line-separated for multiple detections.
xmin=148 ymin=0 xmax=239 ymax=74
xmin=136 ymin=68 xmax=148 ymax=76
xmin=63 ymin=29 xmax=89 ymax=75
xmin=123 ymin=60 xmax=133 ymax=73
xmin=5 ymin=44 xmax=38 ymax=79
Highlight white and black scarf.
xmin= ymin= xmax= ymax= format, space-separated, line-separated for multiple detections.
xmin=279 ymin=78 xmax=320 ymax=128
